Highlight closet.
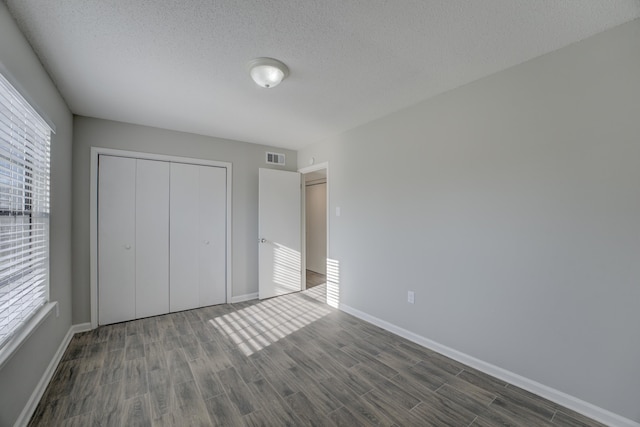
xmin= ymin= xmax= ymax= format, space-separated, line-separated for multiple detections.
xmin=97 ymin=155 xmax=226 ymax=325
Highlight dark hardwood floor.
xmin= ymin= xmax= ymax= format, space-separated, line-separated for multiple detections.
xmin=29 ymin=285 xmax=605 ymax=426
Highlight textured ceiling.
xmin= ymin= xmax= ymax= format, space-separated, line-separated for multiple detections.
xmin=5 ymin=1 xmax=640 ymax=150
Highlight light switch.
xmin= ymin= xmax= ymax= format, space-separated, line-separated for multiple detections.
xmin=336 ymin=206 xmax=341 ymax=217
xmin=408 ymin=291 xmax=415 ymax=304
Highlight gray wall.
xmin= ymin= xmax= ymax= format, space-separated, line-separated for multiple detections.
xmin=299 ymin=20 xmax=640 ymax=422
xmin=0 ymin=3 xmax=74 ymax=426
xmin=72 ymin=117 xmax=297 ymax=323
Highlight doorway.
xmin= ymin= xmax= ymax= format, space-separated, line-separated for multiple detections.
xmin=300 ymin=163 xmax=329 ymax=291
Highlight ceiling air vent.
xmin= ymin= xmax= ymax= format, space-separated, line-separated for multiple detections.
xmin=266 ymin=152 xmax=285 ymax=165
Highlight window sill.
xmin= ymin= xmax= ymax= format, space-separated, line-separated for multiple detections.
xmin=0 ymin=302 xmax=58 ymax=370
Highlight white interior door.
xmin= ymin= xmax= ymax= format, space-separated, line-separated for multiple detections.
xmin=98 ymin=155 xmax=136 ymax=325
xmin=135 ymin=159 xmax=170 ymax=318
xmin=259 ymin=168 xmax=302 ymax=299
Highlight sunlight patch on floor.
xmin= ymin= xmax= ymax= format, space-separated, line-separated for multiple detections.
xmin=210 ymin=284 xmax=331 ymax=356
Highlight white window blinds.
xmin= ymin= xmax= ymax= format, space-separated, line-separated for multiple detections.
xmin=0 ymin=73 xmax=52 ymax=350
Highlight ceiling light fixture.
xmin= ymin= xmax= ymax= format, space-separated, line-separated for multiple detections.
xmin=248 ymin=57 xmax=289 ymax=88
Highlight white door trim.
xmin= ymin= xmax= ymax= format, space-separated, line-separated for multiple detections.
xmin=90 ymin=147 xmax=233 ymax=329
xmin=298 ymin=162 xmax=329 ymax=291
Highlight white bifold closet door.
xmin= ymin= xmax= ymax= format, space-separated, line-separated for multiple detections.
xmin=98 ymin=156 xmax=137 ymax=325
xmin=170 ymin=163 xmax=226 ymax=312
xmin=98 ymin=156 xmax=225 ymax=325
xmin=135 ymin=159 xmax=170 ymax=318
xmin=98 ymin=156 xmax=170 ymax=325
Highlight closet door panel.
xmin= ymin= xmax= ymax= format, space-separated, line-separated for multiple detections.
xmin=98 ymin=156 xmax=136 ymax=325
xmin=199 ymin=166 xmax=227 ymax=306
xmin=170 ymin=163 xmax=200 ymax=312
xmin=135 ymin=159 xmax=170 ymax=318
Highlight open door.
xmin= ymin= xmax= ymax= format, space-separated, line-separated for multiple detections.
xmin=259 ymin=168 xmax=302 ymax=299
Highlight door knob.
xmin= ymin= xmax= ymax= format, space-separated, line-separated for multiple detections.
xmin=204 ymin=240 xmax=210 ymax=245
xmin=125 ymin=244 xmax=132 ymax=250
xmin=259 ymin=238 xmax=266 ymax=243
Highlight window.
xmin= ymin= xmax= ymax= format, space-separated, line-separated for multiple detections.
xmin=0 ymin=73 xmax=52 ymax=351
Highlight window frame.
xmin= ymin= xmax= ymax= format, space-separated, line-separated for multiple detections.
xmin=0 ymin=69 xmax=56 ymax=368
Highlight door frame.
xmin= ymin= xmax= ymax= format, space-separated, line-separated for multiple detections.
xmin=90 ymin=147 xmax=233 ymax=329
xmin=298 ymin=162 xmax=329 ymax=291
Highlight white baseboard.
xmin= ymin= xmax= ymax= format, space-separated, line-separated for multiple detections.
xmin=72 ymin=323 xmax=93 ymax=334
xmin=339 ymin=303 xmax=639 ymax=427
xmin=231 ymin=292 xmax=258 ymax=303
xmin=14 ymin=323 xmax=92 ymax=427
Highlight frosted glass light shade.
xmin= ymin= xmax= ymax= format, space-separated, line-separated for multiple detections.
xmin=248 ymin=58 xmax=289 ymax=88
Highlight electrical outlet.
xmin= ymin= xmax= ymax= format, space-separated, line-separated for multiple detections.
xmin=407 ymin=291 xmax=415 ymax=304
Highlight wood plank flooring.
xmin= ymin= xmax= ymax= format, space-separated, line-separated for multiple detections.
xmin=29 ymin=285 xmax=605 ymax=426
xmin=306 ymin=270 xmax=326 ymax=289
